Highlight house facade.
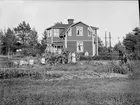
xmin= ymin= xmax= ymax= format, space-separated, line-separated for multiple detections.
xmin=46 ymin=19 xmax=99 ymax=56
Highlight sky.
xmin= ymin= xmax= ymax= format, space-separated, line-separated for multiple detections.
xmin=0 ymin=0 xmax=139 ymax=46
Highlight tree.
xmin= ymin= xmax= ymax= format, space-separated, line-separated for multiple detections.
xmin=123 ymin=27 xmax=140 ymax=59
xmin=123 ymin=33 xmax=136 ymax=53
xmin=41 ymin=30 xmax=48 ymax=53
xmin=114 ymin=41 xmax=125 ymax=53
xmin=1 ymin=28 xmax=17 ymax=55
xmin=28 ymin=28 xmax=38 ymax=50
xmin=14 ymin=21 xmax=31 ymax=50
xmin=0 ymin=30 xmax=5 ymax=54
xmin=97 ymin=36 xmax=105 ymax=54
xmin=123 ymin=27 xmax=140 ymax=53
xmin=97 ymin=36 xmax=104 ymax=52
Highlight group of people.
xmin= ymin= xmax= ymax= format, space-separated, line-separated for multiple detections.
xmin=68 ymin=51 xmax=89 ymax=63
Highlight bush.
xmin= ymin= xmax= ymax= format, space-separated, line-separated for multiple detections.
xmin=128 ymin=61 xmax=140 ymax=79
xmin=0 ymin=68 xmax=43 ymax=80
xmin=20 ymin=48 xmax=41 ymax=57
xmin=79 ymin=54 xmax=118 ymax=61
xmin=46 ymin=50 xmax=69 ymax=65
xmin=108 ymin=61 xmax=129 ymax=74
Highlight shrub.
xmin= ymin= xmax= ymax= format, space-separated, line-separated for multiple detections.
xmin=46 ymin=50 xmax=69 ymax=65
xmin=0 ymin=68 xmax=44 ymax=80
xmin=108 ymin=61 xmax=129 ymax=74
xmin=128 ymin=61 xmax=140 ymax=79
xmin=79 ymin=54 xmax=118 ymax=61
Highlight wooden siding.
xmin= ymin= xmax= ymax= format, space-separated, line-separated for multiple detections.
xmin=67 ymin=41 xmax=76 ymax=52
xmin=67 ymin=22 xmax=92 ymax=41
xmin=67 ymin=41 xmax=93 ymax=55
xmin=84 ymin=41 xmax=92 ymax=55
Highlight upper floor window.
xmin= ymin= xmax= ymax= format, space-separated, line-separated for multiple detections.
xmin=68 ymin=28 xmax=72 ymax=36
xmin=92 ymin=29 xmax=96 ymax=35
xmin=47 ymin=30 xmax=50 ymax=37
xmin=88 ymin=27 xmax=92 ymax=37
xmin=76 ymin=26 xmax=83 ymax=36
xmin=54 ymin=29 xmax=59 ymax=37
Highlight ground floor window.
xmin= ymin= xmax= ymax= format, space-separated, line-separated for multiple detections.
xmin=77 ymin=41 xmax=83 ymax=52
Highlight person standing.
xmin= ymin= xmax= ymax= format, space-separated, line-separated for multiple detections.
xmin=72 ymin=52 xmax=76 ymax=63
xmin=41 ymin=55 xmax=46 ymax=65
xmin=68 ymin=52 xmax=72 ymax=63
xmin=85 ymin=51 xmax=89 ymax=57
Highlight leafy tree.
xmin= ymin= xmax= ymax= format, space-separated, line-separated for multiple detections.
xmin=97 ymin=36 xmax=104 ymax=53
xmin=1 ymin=28 xmax=17 ymax=55
xmin=41 ymin=30 xmax=48 ymax=53
xmin=14 ymin=21 xmax=31 ymax=50
xmin=123 ymin=27 xmax=140 ymax=59
xmin=114 ymin=41 xmax=125 ymax=53
xmin=28 ymin=28 xmax=38 ymax=50
xmin=123 ymin=27 xmax=140 ymax=53
xmin=0 ymin=30 xmax=5 ymax=54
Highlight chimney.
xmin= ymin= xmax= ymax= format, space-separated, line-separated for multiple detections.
xmin=67 ymin=19 xmax=74 ymax=24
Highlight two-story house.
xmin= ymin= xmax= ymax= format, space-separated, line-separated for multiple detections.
xmin=46 ymin=19 xmax=99 ymax=56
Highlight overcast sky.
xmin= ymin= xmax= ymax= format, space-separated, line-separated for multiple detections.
xmin=0 ymin=0 xmax=139 ymax=46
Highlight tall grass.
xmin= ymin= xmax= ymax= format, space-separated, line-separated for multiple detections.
xmin=1 ymin=92 xmax=140 ymax=105
xmin=128 ymin=60 xmax=140 ymax=79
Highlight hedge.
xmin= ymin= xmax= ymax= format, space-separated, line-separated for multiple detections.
xmin=79 ymin=55 xmax=118 ymax=61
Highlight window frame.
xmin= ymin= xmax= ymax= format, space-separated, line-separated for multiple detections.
xmin=76 ymin=26 xmax=83 ymax=36
xmin=47 ymin=30 xmax=50 ymax=37
xmin=53 ymin=29 xmax=59 ymax=37
xmin=77 ymin=41 xmax=84 ymax=52
xmin=88 ymin=27 xmax=92 ymax=37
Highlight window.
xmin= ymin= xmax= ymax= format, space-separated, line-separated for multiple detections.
xmin=47 ymin=30 xmax=50 ymax=37
xmin=76 ymin=26 xmax=83 ymax=36
xmin=54 ymin=29 xmax=59 ymax=37
xmin=77 ymin=41 xmax=83 ymax=52
xmin=68 ymin=28 xmax=72 ymax=36
xmin=92 ymin=29 xmax=96 ymax=35
xmin=88 ymin=28 xmax=91 ymax=37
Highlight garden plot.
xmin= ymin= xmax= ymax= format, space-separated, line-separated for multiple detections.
xmin=46 ymin=70 xmax=129 ymax=81
xmin=0 ymin=60 xmax=139 ymax=105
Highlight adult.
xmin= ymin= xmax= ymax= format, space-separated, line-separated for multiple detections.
xmin=85 ymin=51 xmax=89 ymax=57
xmin=71 ymin=52 xmax=76 ymax=63
xmin=68 ymin=52 xmax=72 ymax=63
xmin=41 ymin=55 xmax=46 ymax=65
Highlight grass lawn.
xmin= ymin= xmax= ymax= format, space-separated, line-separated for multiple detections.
xmin=0 ymin=60 xmax=140 ymax=105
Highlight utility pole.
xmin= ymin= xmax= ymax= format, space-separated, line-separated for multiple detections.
xmin=105 ymin=31 xmax=107 ymax=48
xmin=109 ymin=32 xmax=112 ymax=48
xmin=138 ymin=0 xmax=140 ymax=25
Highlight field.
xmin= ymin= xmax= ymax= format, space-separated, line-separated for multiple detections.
xmin=0 ymin=59 xmax=140 ymax=105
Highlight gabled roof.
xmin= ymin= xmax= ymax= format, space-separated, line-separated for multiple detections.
xmin=90 ymin=26 xmax=99 ymax=30
xmin=46 ymin=24 xmax=68 ymax=30
xmin=63 ymin=21 xmax=98 ymax=36
xmin=46 ymin=21 xmax=99 ymax=37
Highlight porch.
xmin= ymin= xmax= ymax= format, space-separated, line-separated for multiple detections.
xmin=46 ymin=42 xmax=64 ymax=54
